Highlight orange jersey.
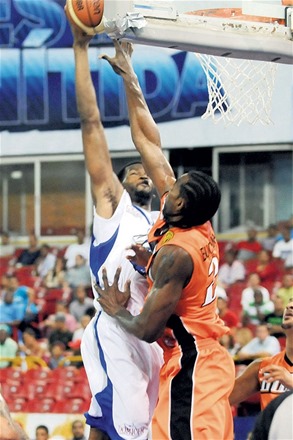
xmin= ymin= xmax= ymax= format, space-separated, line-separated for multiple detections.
xmin=259 ymin=350 xmax=293 ymax=409
xmin=147 ymin=199 xmax=230 ymax=342
xmin=147 ymin=196 xmax=234 ymax=439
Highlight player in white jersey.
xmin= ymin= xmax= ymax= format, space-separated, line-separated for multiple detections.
xmin=66 ymin=10 xmax=162 ymax=440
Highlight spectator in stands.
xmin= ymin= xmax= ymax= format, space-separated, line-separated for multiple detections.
xmin=72 ymin=314 xmax=91 ymax=341
xmin=64 ymin=254 xmax=91 ymax=289
xmin=236 ymin=323 xmax=281 ymax=363
xmin=247 ymin=249 xmax=279 ymax=285
xmin=18 ymin=327 xmax=49 ymax=360
xmin=48 ymin=313 xmax=73 ymax=349
xmin=241 ymin=273 xmax=270 ymax=309
xmin=236 ymin=227 xmax=263 ymax=261
xmin=35 ymin=244 xmax=56 ymax=279
xmin=0 ymin=324 xmax=18 ymax=368
xmin=47 ymin=340 xmax=67 ymax=369
xmin=35 ymin=425 xmax=49 ymax=440
xmin=69 ymin=286 xmax=93 ymax=321
xmin=218 ymin=249 xmax=246 ymax=289
xmin=272 ymin=225 xmax=293 ymax=270
xmin=0 ymin=290 xmax=24 ymax=331
xmin=261 ymin=223 xmax=279 ymax=252
xmin=216 ymin=285 xmax=239 ymax=334
xmin=63 ymin=230 xmax=89 ymax=270
xmin=67 ymin=339 xmax=83 ymax=369
xmin=43 ymin=257 xmax=67 ymax=289
xmin=242 ymin=289 xmax=275 ymax=327
xmin=0 ymin=274 xmax=10 ymax=301
xmin=70 ymin=420 xmax=86 ymax=440
xmin=0 ymin=231 xmax=15 ymax=257
xmin=264 ymin=295 xmax=286 ymax=339
xmin=6 ymin=274 xmax=39 ymax=331
xmin=16 ymin=233 xmax=41 ymax=267
xmin=55 ymin=300 xmax=78 ymax=332
xmin=41 ymin=300 xmax=78 ymax=336
xmin=230 ymin=327 xmax=254 ymax=358
xmin=274 ymin=273 xmax=293 ymax=306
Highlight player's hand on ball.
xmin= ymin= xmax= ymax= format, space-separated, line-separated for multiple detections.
xmin=64 ymin=5 xmax=93 ymax=46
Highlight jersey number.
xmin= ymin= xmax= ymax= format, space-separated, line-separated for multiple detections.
xmin=202 ymin=257 xmax=219 ymax=306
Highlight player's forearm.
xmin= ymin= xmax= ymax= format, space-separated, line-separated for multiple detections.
xmin=115 ymin=307 xmax=161 ymax=343
xmin=73 ymin=43 xmax=100 ymax=122
xmin=122 ymin=71 xmax=161 ymax=154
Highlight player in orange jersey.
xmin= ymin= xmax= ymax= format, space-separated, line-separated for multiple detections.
xmin=96 ymin=41 xmax=235 ymax=440
xmin=230 ymin=298 xmax=293 ymax=410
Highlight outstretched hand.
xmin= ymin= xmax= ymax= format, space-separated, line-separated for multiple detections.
xmin=100 ymin=40 xmax=134 ymax=77
xmin=96 ymin=267 xmax=131 ymax=316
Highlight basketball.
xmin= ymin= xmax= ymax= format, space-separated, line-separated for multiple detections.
xmin=66 ymin=0 xmax=105 ymax=35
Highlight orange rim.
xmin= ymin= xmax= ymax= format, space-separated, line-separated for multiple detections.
xmin=186 ymin=8 xmax=285 ymax=25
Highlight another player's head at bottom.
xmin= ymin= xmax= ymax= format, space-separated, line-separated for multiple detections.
xmin=163 ymin=170 xmax=221 ymax=228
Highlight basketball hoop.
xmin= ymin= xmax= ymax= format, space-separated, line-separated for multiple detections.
xmin=102 ymin=0 xmax=293 ymax=125
xmin=195 ymin=54 xmax=278 ymax=126
xmin=187 ymin=6 xmax=285 ymax=126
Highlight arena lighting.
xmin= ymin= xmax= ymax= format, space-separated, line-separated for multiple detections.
xmin=10 ymin=171 xmax=23 ymax=179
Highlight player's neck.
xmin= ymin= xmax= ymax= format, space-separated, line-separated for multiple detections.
xmin=285 ymin=333 xmax=293 ymax=361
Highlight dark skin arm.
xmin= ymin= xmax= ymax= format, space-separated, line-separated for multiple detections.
xmin=97 ymin=245 xmax=193 ymax=343
xmin=101 ymin=41 xmax=175 ymax=198
xmin=229 ymin=359 xmax=261 ymax=406
xmin=65 ymin=7 xmax=123 ymax=218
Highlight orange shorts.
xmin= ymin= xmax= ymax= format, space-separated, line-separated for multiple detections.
xmin=152 ymin=338 xmax=235 ymax=440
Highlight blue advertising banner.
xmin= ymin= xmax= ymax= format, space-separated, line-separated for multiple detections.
xmin=0 ymin=0 xmax=209 ymax=132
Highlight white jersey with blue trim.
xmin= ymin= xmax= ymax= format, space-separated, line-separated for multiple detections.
xmin=90 ymin=189 xmax=156 ymax=315
xmin=82 ymin=190 xmax=163 ymax=439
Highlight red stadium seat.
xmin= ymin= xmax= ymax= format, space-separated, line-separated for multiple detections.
xmin=26 ymin=398 xmax=56 ymax=413
xmin=62 ymin=380 xmax=91 ymax=401
xmin=53 ymin=398 xmax=89 ymax=414
xmin=21 ymin=380 xmax=64 ymax=402
xmin=7 ymin=397 xmax=27 ymax=413
xmin=1 ymin=382 xmax=28 ymax=403
xmin=0 ymin=368 xmax=24 ymax=384
xmin=51 ymin=366 xmax=79 ymax=382
xmin=24 ymin=367 xmax=52 ymax=382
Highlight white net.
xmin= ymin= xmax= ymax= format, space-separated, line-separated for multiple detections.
xmin=196 ymin=54 xmax=278 ymax=126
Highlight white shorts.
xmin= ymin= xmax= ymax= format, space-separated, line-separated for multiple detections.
xmin=81 ymin=312 xmax=163 ymax=440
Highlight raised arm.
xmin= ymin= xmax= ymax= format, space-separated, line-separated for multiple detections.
xmin=66 ymin=10 xmax=123 ymax=217
xmin=101 ymin=40 xmax=175 ymax=197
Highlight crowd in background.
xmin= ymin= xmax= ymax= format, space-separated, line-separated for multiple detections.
xmin=0 ymin=217 xmax=293 ymax=412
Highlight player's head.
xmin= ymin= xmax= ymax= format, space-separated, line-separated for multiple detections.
xmin=282 ymin=298 xmax=293 ymax=330
xmin=163 ymin=171 xmax=221 ymax=228
xmin=118 ymin=161 xmax=153 ymax=206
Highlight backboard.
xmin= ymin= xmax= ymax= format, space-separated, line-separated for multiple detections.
xmin=101 ymin=1 xmax=293 ymax=64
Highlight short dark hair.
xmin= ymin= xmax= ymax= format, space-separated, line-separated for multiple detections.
xmin=36 ymin=425 xmax=49 ymax=434
xmin=179 ymin=171 xmax=221 ymax=227
xmin=117 ymin=161 xmax=142 ymax=182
